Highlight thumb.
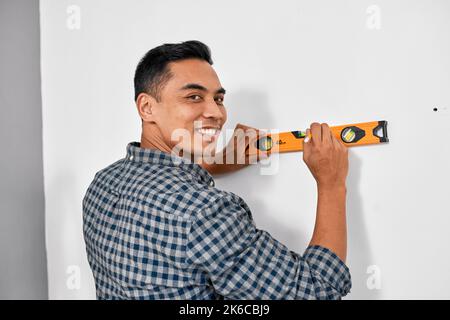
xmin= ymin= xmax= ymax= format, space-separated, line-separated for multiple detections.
xmin=303 ymin=129 xmax=311 ymax=161
xmin=303 ymin=129 xmax=311 ymax=145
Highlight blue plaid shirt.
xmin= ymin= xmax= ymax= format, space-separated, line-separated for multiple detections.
xmin=82 ymin=142 xmax=351 ymax=299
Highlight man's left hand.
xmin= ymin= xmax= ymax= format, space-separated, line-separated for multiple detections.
xmin=201 ymin=123 xmax=270 ymax=175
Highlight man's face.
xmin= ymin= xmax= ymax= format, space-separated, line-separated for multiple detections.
xmin=151 ymin=58 xmax=227 ymax=156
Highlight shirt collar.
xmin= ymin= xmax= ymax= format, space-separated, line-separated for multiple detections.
xmin=126 ymin=141 xmax=215 ymax=187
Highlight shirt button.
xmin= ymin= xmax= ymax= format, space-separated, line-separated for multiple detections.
xmin=209 ymin=181 xmax=214 ymax=187
xmin=129 ymin=155 xmax=134 ymax=160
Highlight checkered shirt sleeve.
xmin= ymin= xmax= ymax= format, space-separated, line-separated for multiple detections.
xmin=186 ymin=194 xmax=352 ymax=300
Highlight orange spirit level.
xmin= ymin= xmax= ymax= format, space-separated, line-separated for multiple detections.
xmin=251 ymin=120 xmax=388 ymax=155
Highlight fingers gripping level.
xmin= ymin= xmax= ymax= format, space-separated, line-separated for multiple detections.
xmin=253 ymin=121 xmax=389 ymax=154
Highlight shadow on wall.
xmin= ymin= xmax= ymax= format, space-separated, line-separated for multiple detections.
xmin=224 ymin=88 xmax=274 ymax=133
xmin=247 ymin=192 xmax=309 ymax=248
xmin=346 ymin=151 xmax=381 ymax=299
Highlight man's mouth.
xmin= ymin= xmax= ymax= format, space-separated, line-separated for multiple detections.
xmin=195 ymin=127 xmax=221 ymax=141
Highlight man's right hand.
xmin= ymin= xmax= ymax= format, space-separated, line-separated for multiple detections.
xmin=302 ymin=122 xmax=349 ymax=263
xmin=302 ymin=122 xmax=349 ymax=188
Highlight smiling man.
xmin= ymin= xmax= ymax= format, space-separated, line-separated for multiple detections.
xmin=82 ymin=40 xmax=352 ymax=300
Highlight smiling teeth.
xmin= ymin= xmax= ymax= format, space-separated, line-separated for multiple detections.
xmin=197 ymin=128 xmax=218 ymax=136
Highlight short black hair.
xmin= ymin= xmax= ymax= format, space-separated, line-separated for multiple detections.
xmin=134 ymin=40 xmax=213 ymax=102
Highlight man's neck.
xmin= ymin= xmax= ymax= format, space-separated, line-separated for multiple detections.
xmin=140 ymin=123 xmax=172 ymax=154
xmin=140 ymin=123 xmax=212 ymax=167
xmin=140 ymin=124 xmax=199 ymax=164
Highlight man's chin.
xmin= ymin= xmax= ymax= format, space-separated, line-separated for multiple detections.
xmin=194 ymin=143 xmax=217 ymax=156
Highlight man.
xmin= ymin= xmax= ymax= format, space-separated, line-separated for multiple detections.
xmin=82 ymin=40 xmax=351 ymax=299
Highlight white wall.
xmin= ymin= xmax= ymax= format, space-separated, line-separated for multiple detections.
xmin=40 ymin=0 xmax=450 ymax=299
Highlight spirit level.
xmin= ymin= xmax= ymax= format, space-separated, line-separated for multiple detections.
xmin=251 ymin=120 xmax=388 ymax=154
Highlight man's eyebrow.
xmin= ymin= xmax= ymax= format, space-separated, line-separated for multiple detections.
xmin=180 ymin=83 xmax=226 ymax=94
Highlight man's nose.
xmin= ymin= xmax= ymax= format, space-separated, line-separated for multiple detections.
xmin=203 ymin=98 xmax=223 ymax=120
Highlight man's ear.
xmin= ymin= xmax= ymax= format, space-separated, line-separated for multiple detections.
xmin=136 ymin=93 xmax=157 ymax=123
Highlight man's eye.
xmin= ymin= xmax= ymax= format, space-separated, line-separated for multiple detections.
xmin=188 ymin=95 xmax=202 ymax=101
xmin=215 ymin=97 xmax=224 ymax=104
